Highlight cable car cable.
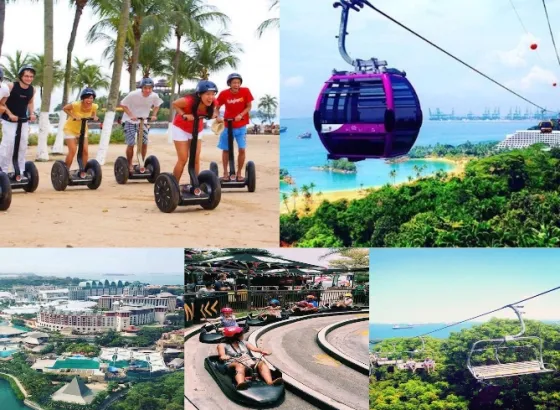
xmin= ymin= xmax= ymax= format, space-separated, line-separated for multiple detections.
xmin=412 ymin=284 xmax=560 ymax=339
xmin=509 ymin=0 xmax=547 ymax=68
xmin=542 ymin=0 xmax=560 ymax=68
xmin=358 ymin=0 xmax=554 ymax=113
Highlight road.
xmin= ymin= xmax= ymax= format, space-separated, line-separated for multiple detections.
xmin=256 ymin=314 xmax=369 ymax=410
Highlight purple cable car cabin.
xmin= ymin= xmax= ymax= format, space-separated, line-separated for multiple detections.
xmin=313 ymin=70 xmax=423 ymax=161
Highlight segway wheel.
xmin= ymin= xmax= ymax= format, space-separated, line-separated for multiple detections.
xmin=23 ymin=161 xmax=39 ymax=193
xmin=51 ymin=160 xmax=69 ymax=191
xmin=209 ymin=161 xmax=219 ymax=177
xmin=0 ymin=172 xmax=12 ymax=211
xmin=154 ymin=173 xmax=180 ymax=213
xmin=114 ymin=156 xmax=129 ymax=184
xmin=246 ymin=161 xmax=256 ymax=192
xmin=198 ymin=170 xmax=221 ymax=210
xmin=145 ymin=155 xmax=160 ymax=183
xmin=86 ymin=159 xmax=102 ymax=190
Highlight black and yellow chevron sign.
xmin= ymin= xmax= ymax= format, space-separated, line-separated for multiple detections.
xmin=184 ymin=302 xmax=194 ymax=322
xmin=199 ymin=300 xmax=220 ymax=319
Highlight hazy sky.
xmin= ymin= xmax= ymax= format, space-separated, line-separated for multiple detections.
xmin=0 ymin=248 xmax=182 ymax=275
xmin=2 ymin=0 xmax=278 ymax=109
xmin=281 ymin=0 xmax=560 ymax=118
xmin=370 ymin=249 xmax=560 ymax=323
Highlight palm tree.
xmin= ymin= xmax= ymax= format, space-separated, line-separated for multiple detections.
xmin=0 ymin=0 xmax=6 ymax=57
xmin=96 ymin=0 xmax=131 ymax=165
xmin=256 ymin=0 xmax=279 ymax=38
xmin=27 ymin=54 xmax=65 ymax=97
xmin=70 ymin=60 xmax=110 ymax=98
xmin=187 ymin=32 xmax=241 ymax=80
xmin=389 ymin=169 xmax=397 ymax=185
xmin=53 ymin=0 xmax=91 ymax=154
xmin=36 ymin=0 xmax=54 ymax=162
xmin=165 ymin=0 xmax=229 ymax=121
xmin=157 ymin=49 xmax=195 ymax=94
xmin=291 ymin=187 xmax=298 ymax=210
xmin=2 ymin=50 xmax=30 ymax=81
xmin=281 ymin=192 xmax=289 ymax=213
xmin=258 ymin=95 xmax=277 ymax=124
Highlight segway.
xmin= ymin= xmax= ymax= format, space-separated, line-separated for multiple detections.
xmin=50 ymin=117 xmax=102 ymax=191
xmin=0 ymin=116 xmax=39 ymax=199
xmin=209 ymin=119 xmax=256 ymax=192
xmin=154 ymin=112 xmax=221 ymax=212
xmin=114 ymin=117 xmax=160 ymax=184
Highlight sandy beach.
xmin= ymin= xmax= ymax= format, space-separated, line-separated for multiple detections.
xmin=281 ymin=156 xmax=469 ymax=215
xmin=1 ymin=132 xmax=279 ymax=247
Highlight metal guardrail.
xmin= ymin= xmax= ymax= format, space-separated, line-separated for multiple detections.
xmin=185 ymin=289 xmax=368 ymax=319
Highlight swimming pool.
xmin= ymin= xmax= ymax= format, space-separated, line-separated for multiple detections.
xmin=50 ymin=358 xmax=100 ymax=370
xmin=107 ymin=360 xmax=149 ymax=369
xmin=0 ymin=350 xmax=15 ymax=358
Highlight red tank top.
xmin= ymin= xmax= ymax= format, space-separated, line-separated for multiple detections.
xmin=172 ymin=95 xmax=217 ymax=133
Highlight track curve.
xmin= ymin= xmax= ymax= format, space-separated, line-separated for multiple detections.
xmin=184 ymin=324 xmax=316 ymax=409
xmin=252 ymin=313 xmax=369 ymax=410
xmin=324 ymin=319 xmax=369 ymax=368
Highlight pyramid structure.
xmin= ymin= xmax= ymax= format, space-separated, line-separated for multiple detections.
xmin=51 ymin=376 xmax=96 ymax=405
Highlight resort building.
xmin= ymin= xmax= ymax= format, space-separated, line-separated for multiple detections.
xmin=93 ymin=292 xmax=177 ymax=312
xmin=51 ymin=377 xmax=96 ymax=405
xmin=496 ymin=130 xmax=560 ymax=150
xmin=37 ymin=289 xmax=69 ymax=301
xmin=68 ymin=280 xmax=147 ymax=300
xmin=36 ymin=303 xmax=167 ymax=333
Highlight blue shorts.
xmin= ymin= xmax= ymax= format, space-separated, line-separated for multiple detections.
xmin=218 ymin=126 xmax=247 ymax=151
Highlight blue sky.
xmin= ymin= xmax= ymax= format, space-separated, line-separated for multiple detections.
xmin=0 ymin=248 xmax=183 ymax=275
xmin=369 ymin=249 xmax=560 ymax=323
xmin=281 ymin=0 xmax=560 ymax=118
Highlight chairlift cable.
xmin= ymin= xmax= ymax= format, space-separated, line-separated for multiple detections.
xmin=358 ymin=0 xmax=554 ymax=112
xmin=413 ymin=285 xmax=560 ymax=338
xmin=542 ymin=0 xmax=560 ymax=68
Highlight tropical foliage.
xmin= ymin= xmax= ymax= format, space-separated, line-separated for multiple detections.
xmin=281 ymin=145 xmax=560 ymax=247
xmin=370 ymin=319 xmax=560 ymax=409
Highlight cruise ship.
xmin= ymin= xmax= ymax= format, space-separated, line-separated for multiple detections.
xmin=392 ymin=324 xmax=414 ymax=330
xmin=496 ymin=129 xmax=560 ymax=150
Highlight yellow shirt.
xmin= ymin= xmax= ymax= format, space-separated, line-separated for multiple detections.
xmin=63 ymin=101 xmax=98 ymax=136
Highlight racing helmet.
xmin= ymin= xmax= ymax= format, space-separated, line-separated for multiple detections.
xmin=223 ymin=326 xmax=244 ymax=338
xmin=80 ymin=87 xmax=96 ymax=99
xmin=140 ymin=77 xmax=155 ymax=88
xmin=227 ymin=72 xmax=243 ymax=86
xmin=196 ymin=80 xmax=218 ymax=94
xmin=306 ymin=295 xmax=315 ymax=299
xmin=221 ymin=307 xmax=233 ymax=315
xmin=344 ymin=293 xmax=352 ymax=297
xmin=270 ymin=299 xmax=280 ymax=305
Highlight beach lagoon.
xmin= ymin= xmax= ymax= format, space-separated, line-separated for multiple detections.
xmin=280 ymin=118 xmax=537 ymax=195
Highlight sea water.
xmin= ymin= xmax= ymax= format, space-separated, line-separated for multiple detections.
xmin=0 ymin=379 xmax=30 ymax=410
xmin=280 ymin=118 xmax=537 ymax=194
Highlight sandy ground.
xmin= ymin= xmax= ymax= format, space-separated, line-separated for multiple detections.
xmin=1 ymin=132 xmax=279 ymax=247
xmin=280 ymin=156 xmax=469 ymax=215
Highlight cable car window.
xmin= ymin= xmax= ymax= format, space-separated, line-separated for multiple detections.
xmin=391 ymin=76 xmax=420 ymax=128
xmin=355 ymin=79 xmax=386 ymax=123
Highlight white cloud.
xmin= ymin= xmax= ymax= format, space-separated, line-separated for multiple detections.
xmin=507 ymin=65 xmax=557 ymax=90
xmin=283 ymin=75 xmax=304 ymax=87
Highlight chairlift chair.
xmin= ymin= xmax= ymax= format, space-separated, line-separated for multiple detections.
xmin=370 ymin=342 xmax=404 ymax=366
xmin=395 ymin=337 xmax=434 ymax=371
xmin=467 ymin=305 xmax=556 ymax=381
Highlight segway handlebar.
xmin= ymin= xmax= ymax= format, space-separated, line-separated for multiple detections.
xmin=73 ymin=117 xmax=95 ymax=121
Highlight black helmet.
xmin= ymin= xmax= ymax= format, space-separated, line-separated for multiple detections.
xmin=195 ymin=80 xmax=218 ymax=94
xmin=80 ymin=87 xmax=96 ymax=99
xmin=227 ymin=73 xmax=242 ymax=86
xmin=140 ymin=77 xmax=154 ymax=88
xmin=0 ymin=67 xmax=4 ymax=80
xmin=18 ymin=64 xmax=36 ymax=79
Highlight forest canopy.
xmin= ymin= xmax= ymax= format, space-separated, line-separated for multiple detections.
xmin=281 ymin=145 xmax=560 ymax=247
xmin=370 ymin=319 xmax=560 ymax=410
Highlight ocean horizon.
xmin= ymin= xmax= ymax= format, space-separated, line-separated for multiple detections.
xmin=280 ymin=118 xmax=537 ymax=194
xmin=369 ymin=320 xmax=559 ymax=340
